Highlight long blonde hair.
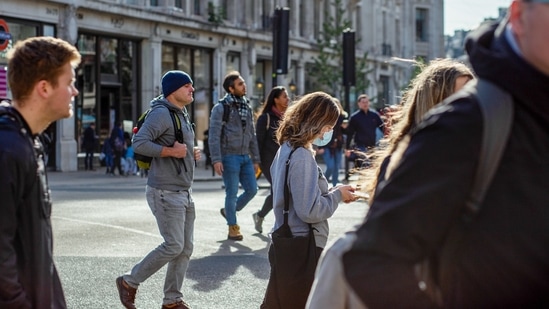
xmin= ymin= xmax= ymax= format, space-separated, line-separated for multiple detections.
xmin=365 ymin=58 xmax=474 ymax=196
xmin=277 ymin=91 xmax=341 ymax=149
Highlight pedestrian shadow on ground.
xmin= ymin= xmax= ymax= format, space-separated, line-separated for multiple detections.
xmin=186 ymin=240 xmax=270 ymax=292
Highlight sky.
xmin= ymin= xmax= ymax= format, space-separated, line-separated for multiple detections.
xmin=444 ymin=0 xmax=511 ymax=35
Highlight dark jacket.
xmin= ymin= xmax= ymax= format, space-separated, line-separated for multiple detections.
xmin=343 ymin=21 xmax=549 ymax=308
xmin=345 ymin=109 xmax=383 ymax=149
xmin=256 ymin=110 xmax=281 ymax=174
xmin=82 ymin=125 xmax=97 ymax=151
xmin=0 ymin=106 xmax=66 ymax=309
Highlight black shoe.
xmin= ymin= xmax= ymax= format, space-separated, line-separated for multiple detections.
xmin=253 ymin=212 xmax=264 ymax=233
xmin=116 ymin=276 xmax=137 ymax=309
xmin=220 ymin=208 xmax=226 ymax=219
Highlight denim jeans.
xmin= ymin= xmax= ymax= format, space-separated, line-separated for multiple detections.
xmin=323 ymin=148 xmax=343 ymax=187
xmin=124 ymin=186 xmax=195 ymax=305
xmin=222 ymin=154 xmax=258 ymax=226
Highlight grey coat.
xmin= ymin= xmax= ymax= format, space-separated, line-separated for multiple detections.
xmin=208 ymin=94 xmax=260 ymax=164
xmin=132 ymin=97 xmax=195 ymax=191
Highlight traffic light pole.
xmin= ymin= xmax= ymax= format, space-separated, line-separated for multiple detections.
xmin=272 ymin=7 xmax=289 ymax=88
xmin=342 ymin=29 xmax=355 ymax=182
xmin=344 ymin=82 xmax=351 ymax=181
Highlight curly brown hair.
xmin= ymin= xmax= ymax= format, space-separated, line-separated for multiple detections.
xmin=276 ymin=91 xmax=341 ymax=148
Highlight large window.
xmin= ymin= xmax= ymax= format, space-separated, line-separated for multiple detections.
xmin=415 ymin=8 xmax=428 ymax=42
xmin=161 ymin=43 xmax=213 ymax=141
xmin=194 ymin=0 xmax=201 ymax=15
xmin=0 ymin=21 xmax=41 ymax=96
xmin=76 ymin=34 xmax=139 ymax=150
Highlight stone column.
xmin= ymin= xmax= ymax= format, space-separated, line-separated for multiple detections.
xmin=56 ymin=4 xmax=79 ymax=171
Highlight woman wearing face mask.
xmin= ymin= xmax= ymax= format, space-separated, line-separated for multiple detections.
xmin=261 ymin=91 xmax=357 ymax=309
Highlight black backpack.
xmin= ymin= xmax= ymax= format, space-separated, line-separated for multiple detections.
xmin=132 ymin=106 xmax=183 ymax=170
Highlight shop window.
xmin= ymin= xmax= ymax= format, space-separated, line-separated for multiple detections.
xmin=100 ymin=37 xmax=118 ymax=80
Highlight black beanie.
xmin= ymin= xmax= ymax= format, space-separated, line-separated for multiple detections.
xmin=162 ymin=70 xmax=193 ymax=97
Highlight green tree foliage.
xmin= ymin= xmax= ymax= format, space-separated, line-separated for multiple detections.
xmin=307 ymin=0 xmax=370 ymax=100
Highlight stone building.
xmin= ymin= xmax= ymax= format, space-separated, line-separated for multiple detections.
xmin=0 ymin=0 xmax=443 ymax=171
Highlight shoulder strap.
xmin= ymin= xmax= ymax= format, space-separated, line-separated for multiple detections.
xmin=465 ymin=79 xmax=514 ymax=217
xmin=283 ymin=147 xmax=298 ymax=225
xmin=222 ymin=103 xmax=230 ymax=125
xmin=168 ymin=109 xmax=183 ymax=143
xmin=266 ymin=113 xmax=271 ymax=130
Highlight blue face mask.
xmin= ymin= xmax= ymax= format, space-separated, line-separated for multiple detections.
xmin=312 ymin=129 xmax=333 ymax=147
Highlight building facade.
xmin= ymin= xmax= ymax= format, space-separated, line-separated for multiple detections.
xmin=0 ymin=0 xmax=443 ymax=171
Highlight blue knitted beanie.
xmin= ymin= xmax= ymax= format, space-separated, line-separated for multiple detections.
xmin=162 ymin=71 xmax=193 ymax=97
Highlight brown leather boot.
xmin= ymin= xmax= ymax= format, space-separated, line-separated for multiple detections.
xmin=228 ymin=224 xmax=243 ymax=241
xmin=116 ymin=276 xmax=137 ymax=309
xmin=162 ymin=300 xmax=192 ymax=309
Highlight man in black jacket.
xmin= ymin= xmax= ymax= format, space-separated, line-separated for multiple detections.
xmin=344 ymin=94 xmax=383 ymax=168
xmin=0 ymin=37 xmax=81 ymax=309
xmin=343 ymin=0 xmax=549 ymax=307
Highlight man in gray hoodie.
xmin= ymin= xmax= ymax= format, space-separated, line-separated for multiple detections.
xmin=208 ymin=71 xmax=260 ymax=241
xmin=116 ymin=71 xmax=199 ymax=309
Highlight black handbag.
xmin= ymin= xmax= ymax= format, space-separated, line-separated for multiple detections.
xmin=269 ymin=147 xmax=318 ymax=309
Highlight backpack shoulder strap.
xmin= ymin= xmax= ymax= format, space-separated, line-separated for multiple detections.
xmin=222 ymin=103 xmax=230 ymax=125
xmin=465 ymin=79 xmax=514 ymax=216
xmin=266 ymin=113 xmax=270 ymax=130
xmin=167 ymin=108 xmax=183 ymax=144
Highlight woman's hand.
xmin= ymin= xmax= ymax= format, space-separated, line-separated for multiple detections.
xmin=337 ymin=185 xmax=358 ymax=203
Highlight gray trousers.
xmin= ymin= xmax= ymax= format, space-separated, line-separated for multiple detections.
xmin=124 ymin=185 xmax=195 ymax=305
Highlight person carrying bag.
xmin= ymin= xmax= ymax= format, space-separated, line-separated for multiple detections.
xmin=260 ymin=92 xmax=358 ymax=309
xmin=266 ymin=148 xmax=319 ymax=309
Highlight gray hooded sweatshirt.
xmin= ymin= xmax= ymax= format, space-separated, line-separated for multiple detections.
xmin=132 ymin=97 xmax=195 ymax=191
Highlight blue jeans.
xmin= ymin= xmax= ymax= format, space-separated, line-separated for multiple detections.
xmin=124 ymin=186 xmax=195 ymax=305
xmin=323 ymin=148 xmax=343 ymax=187
xmin=222 ymin=154 xmax=258 ymax=226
